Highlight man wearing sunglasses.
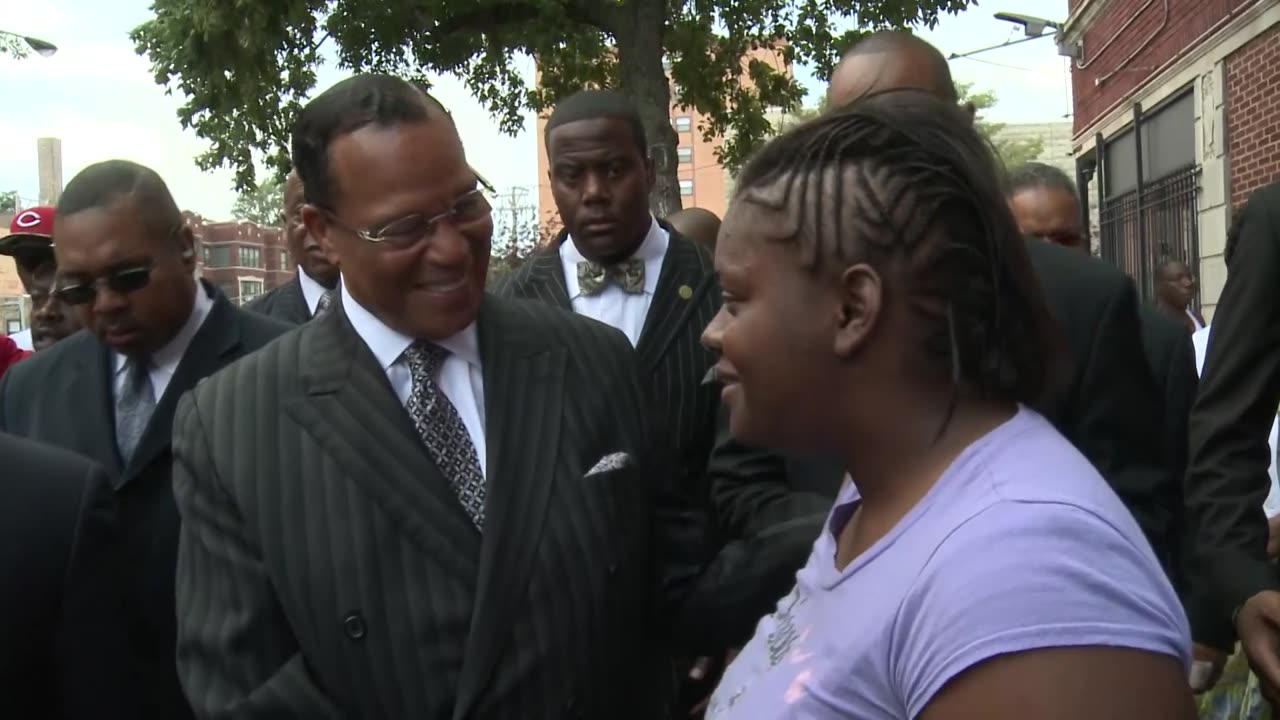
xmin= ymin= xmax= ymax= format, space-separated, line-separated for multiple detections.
xmin=0 ymin=159 xmax=290 ymax=720
xmin=0 ymin=206 xmax=81 ymax=351
xmin=244 ymin=170 xmax=341 ymax=324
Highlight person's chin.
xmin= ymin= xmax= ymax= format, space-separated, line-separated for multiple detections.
xmin=409 ymin=281 xmax=482 ymax=337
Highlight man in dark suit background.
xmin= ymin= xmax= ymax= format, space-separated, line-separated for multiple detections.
xmin=244 ymin=170 xmax=340 ymax=323
xmin=495 ymin=93 xmax=823 ymax=708
xmin=171 ymin=74 xmax=811 ymax=719
xmin=496 ymin=90 xmax=779 ymax=517
xmin=0 ymin=431 xmax=134 ymax=719
xmin=1187 ymin=179 xmax=1280 ymax=704
xmin=0 ymin=160 xmax=291 ymax=719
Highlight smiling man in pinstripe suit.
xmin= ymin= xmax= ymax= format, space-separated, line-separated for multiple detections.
xmin=170 ymin=74 xmax=812 ymax=720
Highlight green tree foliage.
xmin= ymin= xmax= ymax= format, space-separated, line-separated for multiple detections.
xmin=131 ymin=0 xmax=973 ymax=216
xmin=0 ymin=191 xmax=19 ymax=214
xmin=230 ymin=180 xmax=285 ymax=225
xmin=958 ymin=81 xmax=1046 ymax=169
xmin=0 ymin=35 xmax=29 ymax=60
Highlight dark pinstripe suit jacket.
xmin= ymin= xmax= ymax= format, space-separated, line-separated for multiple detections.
xmin=494 ymin=228 xmax=723 ymax=510
xmin=171 ymin=294 xmax=809 ymax=719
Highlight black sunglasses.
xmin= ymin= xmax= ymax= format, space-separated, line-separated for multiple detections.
xmin=55 ymin=265 xmax=153 ymax=306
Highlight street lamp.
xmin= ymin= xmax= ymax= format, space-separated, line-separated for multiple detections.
xmin=994 ymin=12 xmax=1062 ymax=38
xmin=0 ymin=30 xmax=57 ymax=57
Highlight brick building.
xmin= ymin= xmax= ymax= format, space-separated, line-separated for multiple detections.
xmin=185 ymin=211 xmax=293 ymax=305
xmin=535 ymin=45 xmax=791 ymax=235
xmin=1065 ymin=0 xmax=1280 ymax=318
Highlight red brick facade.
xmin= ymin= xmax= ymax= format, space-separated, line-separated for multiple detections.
xmin=184 ymin=211 xmax=293 ymax=305
xmin=1072 ymin=0 xmax=1255 ymax=135
xmin=1225 ymin=22 xmax=1280 ymax=207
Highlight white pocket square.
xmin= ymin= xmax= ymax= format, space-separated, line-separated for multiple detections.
xmin=586 ymin=452 xmax=632 ymax=476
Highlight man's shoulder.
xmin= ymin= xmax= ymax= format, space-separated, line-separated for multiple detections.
xmin=1 ymin=430 xmax=100 ymax=484
xmin=231 ymin=303 xmax=296 ymax=351
xmin=1025 ymin=241 xmax=1134 ymax=331
xmin=490 ymin=292 xmax=631 ymax=352
xmin=2 ymin=330 xmax=93 ymax=387
xmin=491 ymin=246 xmax=560 ymax=298
xmin=242 ymin=282 xmax=285 ymax=312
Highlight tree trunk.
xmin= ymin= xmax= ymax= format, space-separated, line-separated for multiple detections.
xmin=616 ymin=0 xmax=682 ymax=217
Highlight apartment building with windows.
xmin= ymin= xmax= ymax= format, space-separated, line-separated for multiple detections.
xmin=185 ymin=211 xmax=293 ymax=305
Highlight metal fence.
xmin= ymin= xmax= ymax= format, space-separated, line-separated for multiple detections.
xmin=1099 ymin=164 xmax=1201 ymax=305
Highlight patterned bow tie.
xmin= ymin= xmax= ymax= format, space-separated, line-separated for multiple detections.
xmin=577 ymin=259 xmax=645 ymax=296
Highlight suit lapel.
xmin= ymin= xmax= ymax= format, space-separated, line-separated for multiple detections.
xmin=283 ymin=305 xmax=482 ymax=580
xmin=635 ymin=230 xmax=714 ymax=371
xmin=120 ymin=287 xmax=242 ymax=488
xmin=66 ymin=334 xmax=123 ymax=475
xmin=283 ymin=277 xmax=312 ymax=323
xmin=521 ymin=244 xmax=573 ymax=311
xmin=454 ymin=295 xmax=565 ymax=718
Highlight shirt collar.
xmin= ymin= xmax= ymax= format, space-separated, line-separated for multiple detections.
xmin=560 ymin=215 xmax=668 ymax=299
xmin=339 ymin=275 xmax=481 ymax=372
xmin=114 ymin=280 xmax=215 ymax=376
xmin=296 ymin=267 xmax=330 ymax=315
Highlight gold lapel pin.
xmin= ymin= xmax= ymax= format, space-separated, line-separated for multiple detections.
xmin=678 ymin=284 xmax=693 ymax=300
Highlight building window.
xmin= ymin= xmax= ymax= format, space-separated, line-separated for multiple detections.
xmin=239 ymin=279 xmax=264 ymax=304
xmin=674 ymin=116 xmax=692 ymax=132
xmin=677 ymin=146 xmax=693 ymax=164
xmin=205 ymin=245 xmax=231 ymax=268
xmin=679 ymin=179 xmax=694 ymax=196
xmin=240 ymin=245 xmax=262 ymax=268
xmin=279 ymin=250 xmax=289 ymax=270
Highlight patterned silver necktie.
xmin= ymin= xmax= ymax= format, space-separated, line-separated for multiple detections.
xmin=115 ymin=356 xmax=156 ymax=462
xmin=403 ymin=341 xmax=486 ymax=530
xmin=314 ymin=290 xmax=336 ymax=317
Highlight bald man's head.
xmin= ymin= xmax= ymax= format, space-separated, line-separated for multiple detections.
xmin=827 ymin=31 xmax=958 ymax=109
xmin=666 ymin=207 xmax=721 ymax=251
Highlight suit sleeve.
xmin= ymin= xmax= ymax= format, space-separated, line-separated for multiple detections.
xmin=172 ymin=391 xmax=345 ymax=720
xmin=1186 ymin=189 xmax=1280 ymax=617
xmin=56 ymin=462 xmax=139 ymax=720
xmin=1071 ymin=279 xmax=1174 ymax=563
xmin=706 ymin=404 xmax=832 ymax=539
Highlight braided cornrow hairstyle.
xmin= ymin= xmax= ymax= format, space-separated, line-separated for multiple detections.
xmin=733 ymin=89 xmax=1058 ymax=411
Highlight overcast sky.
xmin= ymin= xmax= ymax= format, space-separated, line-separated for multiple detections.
xmin=0 ymin=0 xmax=1070 ymax=221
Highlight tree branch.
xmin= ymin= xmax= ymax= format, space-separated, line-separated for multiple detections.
xmin=430 ymin=0 xmax=615 ymax=36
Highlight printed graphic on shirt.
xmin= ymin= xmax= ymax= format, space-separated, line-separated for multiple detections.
xmin=707 ymin=583 xmax=809 ymax=717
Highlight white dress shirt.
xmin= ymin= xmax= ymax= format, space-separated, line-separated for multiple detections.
xmin=112 ymin=281 xmax=214 ymax=403
xmin=559 ymin=216 xmax=668 ymax=347
xmin=340 ymin=277 xmax=488 ymax=477
xmin=9 ymin=328 xmax=32 ymax=351
xmin=296 ymin=266 xmax=329 ymax=316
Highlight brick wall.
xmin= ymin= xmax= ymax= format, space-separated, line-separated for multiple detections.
xmin=1072 ymin=0 xmax=1254 ymax=134
xmin=1225 ymin=21 xmax=1280 ymax=208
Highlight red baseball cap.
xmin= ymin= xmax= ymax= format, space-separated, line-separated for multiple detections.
xmin=1 ymin=206 xmax=55 ymax=256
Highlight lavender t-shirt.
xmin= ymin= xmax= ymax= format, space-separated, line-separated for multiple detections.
xmin=706 ymin=407 xmax=1190 ymax=719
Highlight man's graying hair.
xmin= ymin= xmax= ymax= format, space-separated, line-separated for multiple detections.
xmin=733 ymin=89 xmax=1058 ymax=408
xmin=1008 ymin=162 xmax=1079 ymax=200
